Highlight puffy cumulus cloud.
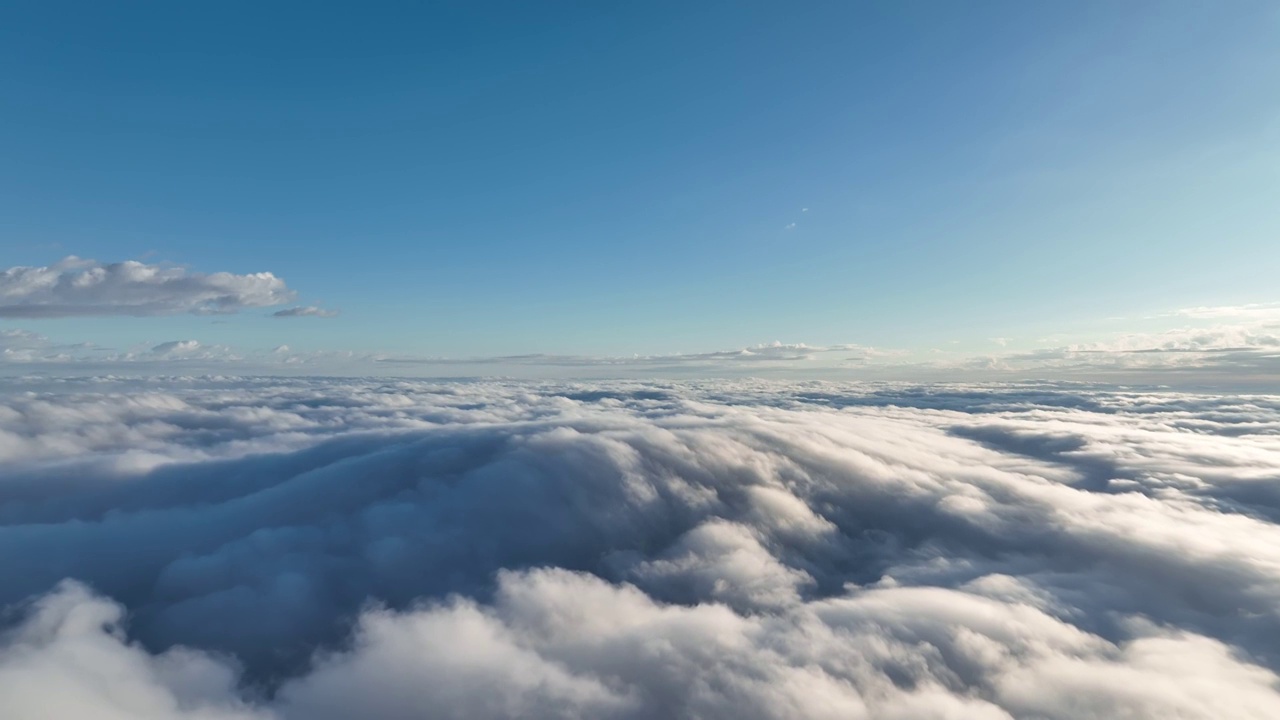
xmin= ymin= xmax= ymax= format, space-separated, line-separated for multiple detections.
xmin=2 ymin=378 xmax=1280 ymax=718
xmin=0 ymin=257 xmax=295 ymax=318
xmin=271 ymin=306 xmax=338 ymax=318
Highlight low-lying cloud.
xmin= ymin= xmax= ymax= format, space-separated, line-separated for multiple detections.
xmin=1 ymin=378 xmax=1279 ymax=718
xmin=0 ymin=257 xmax=296 ymax=317
xmin=372 ymin=342 xmax=891 ymax=371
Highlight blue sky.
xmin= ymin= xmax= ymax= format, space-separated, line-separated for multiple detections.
xmin=1 ymin=1 xmax=1278 ymax=378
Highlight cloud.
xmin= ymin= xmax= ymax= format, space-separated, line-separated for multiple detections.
xmin=0 ymin=329 xmax=60 ymax=363
xmin=1 ymin=378 xmax=1280 ymax=717
xmin=150 ymin=340 xmax=203 ymax=356
xmin=0 ymin=329 xmax=103 ymax=364
xmin=2 ymin=309 xmax=1279 ymax=384
xmin=0 ymin=335 xmax=879 ymax=375
xmin=1173 ymin=303 xmax=1280 ymax=320
xmin=784 ymin=222 xmax=796 ymax=230
xmin=942 ymin=325 xmax=1280 ymax=386
xmin=272 ymin=306 xmax=339 ymax=318
xmin=1068 ymin=325 xmax=1280 ymax=353
xmin=0 ymin=257 xmax=296 ymax=318
xmin=372 ymin=342 xmax=883 ymax=371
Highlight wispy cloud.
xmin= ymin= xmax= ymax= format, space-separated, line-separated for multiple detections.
xmin=1172 ymin=302 xmax=1280 ymax=320
xmin=273 ymin=306 xmax=339 ymax=318
xmin=372 ymin=342 xmax=885 ymax=370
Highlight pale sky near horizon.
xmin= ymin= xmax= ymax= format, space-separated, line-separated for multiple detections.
xmin=1 ymin=1 xmax=1278 ymax=380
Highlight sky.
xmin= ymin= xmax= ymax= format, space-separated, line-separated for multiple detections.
xmin=1 ymin=1 xmax=1279 ymax=379
xmin=6 ymin=7 xmax=1280 ymax=715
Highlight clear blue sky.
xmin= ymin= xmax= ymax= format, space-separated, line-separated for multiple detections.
xmin=2 ymin=1 xmax=1278 ymax=362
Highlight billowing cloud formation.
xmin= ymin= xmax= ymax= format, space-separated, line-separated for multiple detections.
xmin=1 ymin=378 xmax=1280 ymax=718
xmin=272 ymin=306 xmax=339 ymax=318
xmin=0 ymin=257 xmax=295 ymax=317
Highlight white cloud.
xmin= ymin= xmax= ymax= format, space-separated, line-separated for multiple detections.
xmin=1173 ymin=303 xmax=1280 ymax=320
xmin=150 ymin=340 xmax=203 ymax=356
xmin=0 ymin=329 xmax=58 ymax=363
xmin=1068 ymin=325 xmax=1280 ymax=353
xmin=0 ymin=329 xmax=98 ymax=364
xmin=1 ymin=378 xmax=1280 ymax=717
xmin=0 ymin=257 xmax=296 ymax=318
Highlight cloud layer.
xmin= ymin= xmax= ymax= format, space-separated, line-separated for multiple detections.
xmin=0 ymin=257 xmax=296 ymax=317
xmin=1 ymin=378 xmax=1279 ymax=718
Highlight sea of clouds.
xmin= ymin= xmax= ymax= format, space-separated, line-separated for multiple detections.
xmin=1 ymin=376 xmax=1279 ymax=719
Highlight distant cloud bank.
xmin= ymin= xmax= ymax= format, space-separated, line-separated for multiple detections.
xmin=0 ymin=256 xmax=1277 ymax=385
xmin=1 ymin=378 xmax=1279 ymax=718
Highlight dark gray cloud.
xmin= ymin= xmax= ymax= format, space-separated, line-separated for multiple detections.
xmin=1 ymin=378 xmax=1279 ymax=718
xmin=0 ymin=257 xmax=295 ymax=317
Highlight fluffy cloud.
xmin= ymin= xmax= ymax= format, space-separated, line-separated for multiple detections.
xmin=1 ymin=378 xmax=1279 ymax=718
xmin=0 ymin=257 xmax=295 ymax=317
